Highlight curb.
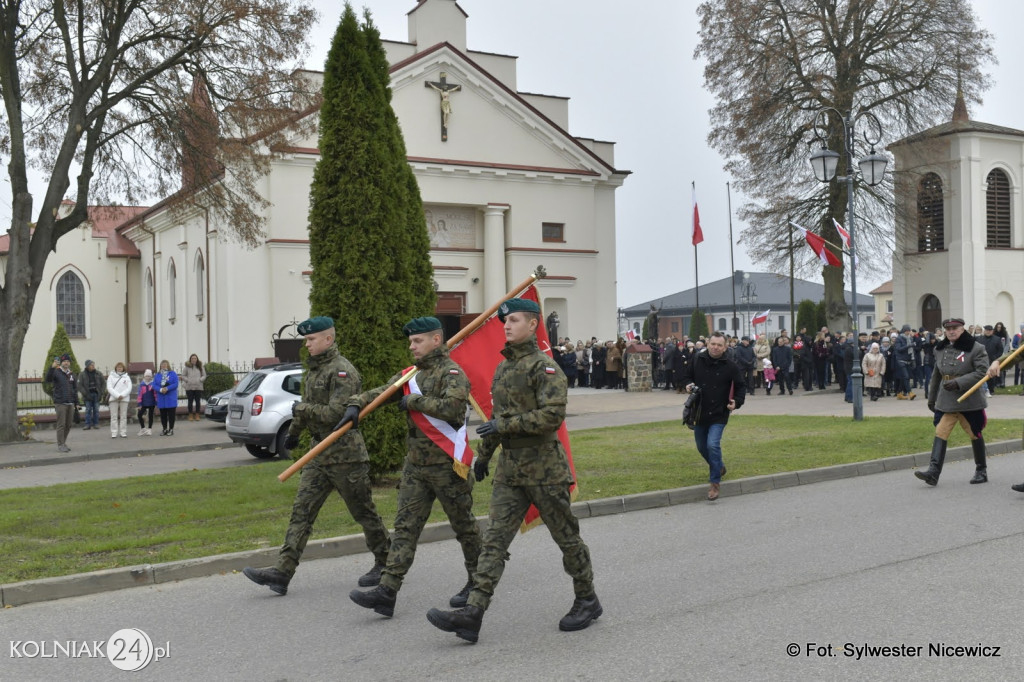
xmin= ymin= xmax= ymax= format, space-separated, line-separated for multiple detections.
xmin=0 ymin=441 xmax=241 ymax=469
xmin=2 ymin=439 xmax=1021 ymax=608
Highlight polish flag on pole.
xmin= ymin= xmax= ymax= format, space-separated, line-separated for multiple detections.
xmin=751 ymin=309 xmax=771 ymax=326
xmin=625 ymin=329 xmax=637 ymax=342
xmin=833 ymin=218 xmax=858 ymax=266
xmin=691 ymin=183 xmax=704 ymax=246
xmin=790 ymin=222 xmax=841 ymax=267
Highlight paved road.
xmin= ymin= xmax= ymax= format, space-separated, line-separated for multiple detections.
xmin=4 ymin=452 xmax=1024 ymax=681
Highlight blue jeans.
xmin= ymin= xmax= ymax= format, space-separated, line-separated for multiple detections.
xmin=693 ymin=423 xmax=726 ymax=484
xmin=84 ymin=397 xmax=100 ymax=426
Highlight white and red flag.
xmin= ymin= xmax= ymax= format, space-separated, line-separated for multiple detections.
xmin=691 ymin=183 xmax=704 ymax=246
xmin=403 ymin=372 xmax=473 ymax=477
xmin=751 ymin=309 xmax=771 ymax=327
xmin=791 ymin=222 xmax=841 ymax=267
xmin=832 ymin=218 xmax=858 ymax=266
xmin=625 ymin=329 xmax=638 ymax=342
xmin=450 ymin=285 xmax=577 ymax=532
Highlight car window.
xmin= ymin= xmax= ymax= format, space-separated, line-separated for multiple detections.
xmin=282 ymin=374 xmax=302 ymax=396
xmin=234 ymin=372 xmax=267 ymax=397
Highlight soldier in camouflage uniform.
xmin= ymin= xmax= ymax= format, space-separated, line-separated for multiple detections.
xmin=345 ymin=316 xmax=481 ymax=617
xmin=427 ymin=298 xmax=601 ymax=644
xmin=242 ymin=316 xmax=390 ymax=595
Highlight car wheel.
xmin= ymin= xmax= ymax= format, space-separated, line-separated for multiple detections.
xmin=245 ymin=443 xmax=276 ymax=459
xmin=276 ymin=423 xmax=293 ymax=459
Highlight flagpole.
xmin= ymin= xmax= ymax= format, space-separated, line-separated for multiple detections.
xmin=278 ymin=265 xmax=548 ymax=483
xmin=692 ymin=181 xmax=700 ymax=326
xmin=789 ymin=219 xmax=795 ymax=335
xmin=727 ymin=182 xmax=737 ymax=337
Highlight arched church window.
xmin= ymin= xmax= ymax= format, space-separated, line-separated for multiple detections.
xmin=986 ymin=169 xmax=1011 ymax=248
xmin=917 ymin=173 xmax=944 ymax=252
xmin=168 ymin=260 xmax=177 ymax=321
xmin=55 ymin=270 xmax=85 ymax=337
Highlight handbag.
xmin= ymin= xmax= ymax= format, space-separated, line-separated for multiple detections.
xmin=682 ymin=387 xmax=702 ymax=430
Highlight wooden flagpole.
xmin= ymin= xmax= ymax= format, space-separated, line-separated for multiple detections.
xmin=278 ymin=266 xmax=548 ymax=482
xmin=957 ymin=343 xmax=1024 ymax=403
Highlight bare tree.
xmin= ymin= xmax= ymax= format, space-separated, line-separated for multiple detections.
xmin=696 ymin=0 xmax=994 ymax=330
xmin=0 ymin=0 xmax=318 ymax=441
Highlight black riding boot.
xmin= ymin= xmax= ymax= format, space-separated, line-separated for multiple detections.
xmin=970 ymin=436 xmax=988 ymax=484
xmin=914 ymin=437 xmax=947 ymax=486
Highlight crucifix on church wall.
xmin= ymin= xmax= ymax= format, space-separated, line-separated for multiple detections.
xmin=425 ymin=72 xmax=461 ymax=141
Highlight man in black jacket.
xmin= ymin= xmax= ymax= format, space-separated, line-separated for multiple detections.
xmin=680 ymin=332 xmax=746 ymax=501
xmin=733 ymin=336 xmax=756 ymax=394
xmin=46 ymin=354 xmax=77 ymax=453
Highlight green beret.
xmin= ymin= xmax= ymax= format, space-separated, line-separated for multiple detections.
xmin=297 ymin=316 xmax=334 ymax=335
xmin=403 ymin=316 xmax=442 ymax=336
xmin=497 ymin=297 xmax=541 ymax=322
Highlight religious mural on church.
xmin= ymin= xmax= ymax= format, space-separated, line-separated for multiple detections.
xmin=424 ymin=206 xmax=476 ymax=249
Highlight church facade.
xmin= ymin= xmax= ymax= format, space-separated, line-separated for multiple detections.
xmin=5 ymin=0 xmax=627 ymax=375
xmin=890 ymin=99 xmax=1024 ymax=331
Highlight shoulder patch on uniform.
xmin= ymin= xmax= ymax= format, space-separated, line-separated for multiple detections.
xmin=337 ymin=371 xmax=348 ymax=378
xmin=545 ymin=366 xmax=557 ymax=374
xmin=449 ymin=369 xmax=460 ymax=375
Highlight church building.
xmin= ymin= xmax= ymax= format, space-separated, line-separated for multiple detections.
xmin=4 ymin=0 xmax=627 ymax=374
xmin=890 ymin=94 xmax=1024 ymax=330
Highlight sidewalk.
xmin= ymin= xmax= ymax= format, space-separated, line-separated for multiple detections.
xmin=4 ymin=385 xmax=1021 ymax=471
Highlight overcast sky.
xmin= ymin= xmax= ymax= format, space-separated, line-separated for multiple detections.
xmin=5 ymin=1 xmax=1020 ymax=310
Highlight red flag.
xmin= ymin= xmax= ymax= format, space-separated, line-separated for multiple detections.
xmin=625 ymin=329 xmax=637 ymax=342
xmin=791 ymin=222 xmax=840 ymax=267
xmin=450 ymin=285 xmax=577 ymax=532
xmin=751 ymin=309 xmax=771 ymax=326
xmin=832 ymin=218 xmax=850 ymax=249
xmin=691 ymin=183 xmax=704 ymax=246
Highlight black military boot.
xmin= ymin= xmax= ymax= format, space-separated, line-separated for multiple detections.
xmin=914 ymin=437 xmax=947 ymax=486
xmin=349 ymin=585 xmax=396 ymax=617
xmin=426 ymin=605 xmax=483 ymax=643
xmin=970 ymin=436 xmax=988 ymax=484
xmin=358 ymin=562 xmax=384 ymax=587
xmin=558 ymin=594 xmax=603 ymax=631
xmin=242 ymin=566 xmax=290 ymax=595
xmin=449 ymin=580 xmax=473 ymax=608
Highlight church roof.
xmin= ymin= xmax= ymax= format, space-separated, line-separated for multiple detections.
xmin=889 ymin=119 xmax=1024 ymax=148
xmin=0 ymin=205 xmax=148 ymax=257
xmin=621 ymin=271 xmax=873 ymax=316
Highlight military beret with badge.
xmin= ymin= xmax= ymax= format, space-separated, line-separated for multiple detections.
xmin=497 ymin=297 xmax=541 ymax=322
xmin=297 ymin=316 xmax=334 ymax=335
xmin=403 ymin=316 xmax=442 ymax=336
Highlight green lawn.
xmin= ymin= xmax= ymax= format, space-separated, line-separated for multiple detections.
xmin=0 ymin=416 xmax=1020 ymax=584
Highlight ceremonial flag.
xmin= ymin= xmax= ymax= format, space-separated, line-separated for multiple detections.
xmin=625 ymin=329 xmax=638 ymax=342
xmin=404 ymin=372 xmax=473 ymax=478
xmin=450 ymin=285 xmax=577 ymax=532
xmin=691 ymin=183 xmax=704 ymax=246
xmin=751 ymin=309 xmax=771 ymax=326
xmin=791 ymin=222 xmax=841 ymax=267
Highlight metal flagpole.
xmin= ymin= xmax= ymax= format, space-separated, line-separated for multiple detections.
xmin=727 ymin=182 xmax=737 ymax=336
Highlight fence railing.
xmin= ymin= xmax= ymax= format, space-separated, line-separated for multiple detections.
xmin=16 ymin=363 xmax=257 ymax=411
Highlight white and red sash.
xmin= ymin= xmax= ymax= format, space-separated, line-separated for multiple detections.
xmin=403 ymin=371 xmax=473 ymax=469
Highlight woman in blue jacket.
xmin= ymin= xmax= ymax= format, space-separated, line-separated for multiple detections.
xmin=156 ymin=359 xmax=180 ymax=436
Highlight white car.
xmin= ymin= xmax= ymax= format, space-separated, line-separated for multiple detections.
xmin=226 ymin=363 xmax=303 ymax=459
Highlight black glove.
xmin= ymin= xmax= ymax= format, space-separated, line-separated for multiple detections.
xmin=474 ymin=459 xmax=490 ymax=482
xmin=942 ymin=379 xmax=959 ymax=392
xmin=476 ymin=419 xmax=498 ymax=437
xmin=284 ymin=434 xmax=300 ymax=450
xmin=398 ymin=395 xmax=411 ymax=412
xmin=334 ymin=405 xmax=360 ymax=432
xmin=927 ymin=402 xmax=936 ymax=413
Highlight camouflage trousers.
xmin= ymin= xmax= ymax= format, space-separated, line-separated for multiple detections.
xmin=467 ymin=481 xmax=594 ymax=611
xmin=276 ymin=460 xmax=390 ymax=577
xmin=380 ymin=460 xmax=480 ymax=592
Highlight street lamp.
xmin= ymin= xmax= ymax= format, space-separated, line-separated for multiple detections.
xmin=808 ymin=108 xmax=888 ymax=421
xmin=739 ymin=272 xmax=757 ymax=338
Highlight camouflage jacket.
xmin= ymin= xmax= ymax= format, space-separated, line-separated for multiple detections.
xmin=349 ymin=347 xmax=470 ymax=466
xmin=478 ymin=336 xmax=572 ymax=486
xmin=289 ymin=346 xmax=368 ymax=464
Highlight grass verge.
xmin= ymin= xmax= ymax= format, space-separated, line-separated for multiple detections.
xmin=0 ymin=416 xmax=1020 ymax=584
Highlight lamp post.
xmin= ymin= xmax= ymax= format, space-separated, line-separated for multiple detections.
xmin=739 ymin=272 xmax=757 ymax=338
xmin=808 ymin=109 xmax=888 ymax=421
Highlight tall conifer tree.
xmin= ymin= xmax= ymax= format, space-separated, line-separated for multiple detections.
xmin=308 ymin=5 xmax=434 ymax=476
